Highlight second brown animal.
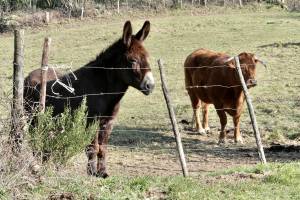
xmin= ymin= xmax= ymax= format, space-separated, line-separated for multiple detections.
xmin=184 ymin=48 xmax=266 ymax=144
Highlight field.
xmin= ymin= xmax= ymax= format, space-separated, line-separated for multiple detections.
xmin=0 ymin=5 xmax=300 ymax=199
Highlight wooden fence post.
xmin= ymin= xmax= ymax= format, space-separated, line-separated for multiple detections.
xmin=117 ymin=0 xmax=120 ymax=14
xmin=39 ymin=37 xmax=51 ymax=113
xmin=45 ymin=11 xmax=50 ymax=24
xmin=234 ymin=56 xmax=267 ymax=164
xmin=11 ymin=29 xmax=25 ymax=154
xmin=157 ymin=59 xmax=189 ymax=177
xmin=238 ymin=0 xmax=243 ymax=7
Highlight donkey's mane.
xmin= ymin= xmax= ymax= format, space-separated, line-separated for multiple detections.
xmin=84 ymin=38 xmax=125 ymax=69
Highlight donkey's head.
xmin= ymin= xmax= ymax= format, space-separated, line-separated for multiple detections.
xmin=117 ymin=21 xmax=154 ymax=95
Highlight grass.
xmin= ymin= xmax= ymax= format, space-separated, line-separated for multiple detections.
xmin=1 ymin=162 xmax=299 ymax=199
xmin=1 ymin=5 xmax=299 ymax=141
xmin=0 ymin=5 xmax=300 ymax=200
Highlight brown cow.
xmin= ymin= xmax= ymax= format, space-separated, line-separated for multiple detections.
xmin=184 ymin=48 xmax=266 ymax=144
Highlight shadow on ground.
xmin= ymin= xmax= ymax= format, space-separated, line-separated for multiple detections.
xmin=258 ymin=42 xmax=300 ymax=48
xmin=110 ymin=125 xmax=300 ymax=164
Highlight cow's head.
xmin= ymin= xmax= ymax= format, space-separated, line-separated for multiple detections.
xmin=226 ymin=53 xmax=266 ymax=88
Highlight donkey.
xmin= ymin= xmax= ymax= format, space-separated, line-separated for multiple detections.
xmin=24 ymin=21 xmax=155 ymax=178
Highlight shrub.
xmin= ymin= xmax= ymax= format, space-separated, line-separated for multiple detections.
xmin=28 ymin=100 xmax=97 ymax=165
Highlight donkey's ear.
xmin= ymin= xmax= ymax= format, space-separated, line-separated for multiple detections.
xmin=123 ymin=21 xmax=132 ymax=47
xmin=135 ymin=21 xmax=150 ymax=42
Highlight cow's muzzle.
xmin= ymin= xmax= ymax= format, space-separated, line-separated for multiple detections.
xmin=247 ymin=79 xmax=257 ymax=88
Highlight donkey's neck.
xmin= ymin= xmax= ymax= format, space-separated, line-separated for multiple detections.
xmin=88 ymin=39 xmax=125 ymax=68
xmin=73 ymin=39 xmax=129 ymax=100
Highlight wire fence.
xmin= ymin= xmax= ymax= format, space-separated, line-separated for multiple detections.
xmin=1 ymin=31 xmax=300 ymax=199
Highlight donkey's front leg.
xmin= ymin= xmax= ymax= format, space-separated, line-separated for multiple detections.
xmin=86 ymin=119 xmax=113 ymax=178
xmin=96 ymin=119 xmax=113 ymax=178
xmin=86 ymin=135 xmax=99 ymax=176
xmin=86 ymin=103 xmax=120 ymax=178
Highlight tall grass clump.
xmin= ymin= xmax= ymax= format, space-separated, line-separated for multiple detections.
xmin=28 ymin=100 xmax=96 ymax=165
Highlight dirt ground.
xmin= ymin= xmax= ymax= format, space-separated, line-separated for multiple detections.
xmin=65 ymin=123 xmax=300 ymax=178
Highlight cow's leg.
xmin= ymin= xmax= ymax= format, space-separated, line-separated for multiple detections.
xmin=202 ymin=103 xmax=210 ymax=134
xmin=216 ymin=109 xmax=227 ymax=144
xmin=188 ymin=92 xmax=205 ymax=134
xmin=233 ymin=115 xmax=243 ymax=144
xmin=195 ymin=104 xmax=206 ymax=135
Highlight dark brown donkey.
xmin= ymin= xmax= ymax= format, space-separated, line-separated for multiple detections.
xmin=24 ymin=21 xmax=155 ymax=178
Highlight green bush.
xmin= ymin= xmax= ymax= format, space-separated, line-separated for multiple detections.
xmin=28 ymin=100 xmax=97 ymax=165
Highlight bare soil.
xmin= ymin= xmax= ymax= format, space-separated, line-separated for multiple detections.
xmin=65 ymin=122 xmax=300 ymax=178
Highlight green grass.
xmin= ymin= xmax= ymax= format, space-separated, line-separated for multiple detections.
xmin=1 ymin=5 xmax=300 ymax=200
xmin=1 ymin=162 xmax=299 ymax=199
xmin=1 ymin=6 xmax=299 ymax=141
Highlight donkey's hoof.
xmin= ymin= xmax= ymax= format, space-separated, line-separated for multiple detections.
xmin=96 ymin=171 xmax=109 ymax=179
xmin=86 ymin=163 xmax=97 ymax=176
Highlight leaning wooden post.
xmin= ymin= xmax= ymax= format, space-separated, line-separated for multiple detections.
xmin=117 ymin=0 xmax=120 ymax=14
xmin=238 ymin=0 xmax=243 ymax=7
xmin=45 ymin=11 xmax=50 ymax=24
xmin=234 ymin=56 xmax=266 ymax=164
xmin=39 ymin=37 xmax=51 ymax=113
xmin=11 ymin=29 xmax=25 ymax=154
xmin=157 ymin=59 xmax=189 ymax=177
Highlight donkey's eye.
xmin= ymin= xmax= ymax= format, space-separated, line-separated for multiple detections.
xmin=129 ymin=59 xmax=137 ymax=64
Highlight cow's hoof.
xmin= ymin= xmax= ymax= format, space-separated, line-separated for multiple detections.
xmin=218 ymin=138 xmax=226 ymax=144
xmin=197 ymin=129 xmax=207 ymax=135
xmin=205 ymin=127 xmax=211 ymax=134
xmin=96 ymin=171 xmax=109 ymax=179
xmin=234 ymin=137 xmax=244 ymax=144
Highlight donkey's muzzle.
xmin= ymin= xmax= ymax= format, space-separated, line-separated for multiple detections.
xmin=141 ymin=71 xmax=155 ymax=95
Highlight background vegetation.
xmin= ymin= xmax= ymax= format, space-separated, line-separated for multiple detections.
xmin=0 ymin=0 xmax=299 ymax=13
xmin=0 ymin=3 xmax=299 ymax=200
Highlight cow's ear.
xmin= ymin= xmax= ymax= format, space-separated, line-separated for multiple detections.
xmin=123 ymin=21 xmax=132 ymax=47
xmin=254 ymin=56 xmax=267 ymax=68
xmin=135 ymin=21 xmax=150 ymax=42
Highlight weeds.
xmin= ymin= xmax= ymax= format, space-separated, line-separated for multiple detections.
xmin=28 ymin=100 xmax=96 ymax=165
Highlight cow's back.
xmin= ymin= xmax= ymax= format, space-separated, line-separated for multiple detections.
xmin=184 ymin=49 xmax=236 ymax=104
xmin=184 ymin=49 xmax=229 ymax=83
